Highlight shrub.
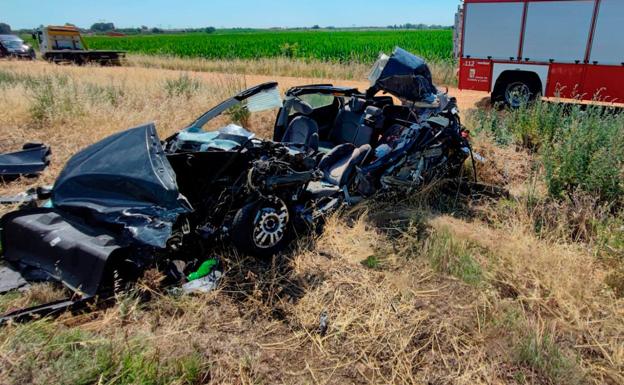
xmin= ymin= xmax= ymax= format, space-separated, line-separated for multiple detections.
xmin=86 ymin=83 xmax=126 ymax=106
xmin=471 ymin=102 xmax=624 ymax=205
xmin=25 ymin=74 xmax=84 ymax=126
xmin=226 ymin=104 xmax=251 ymax=127
xmin=516 ymin=332 xmax=584 ymax=384
xmin=163 ymin=73 xmax=201 ymax=99
xmin=542 ymin=107 xmax=624 ymax=203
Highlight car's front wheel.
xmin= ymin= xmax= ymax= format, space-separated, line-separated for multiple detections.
xmin=231 ymin=196 xmax=292 ymax=257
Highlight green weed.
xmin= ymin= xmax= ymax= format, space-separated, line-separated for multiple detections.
xmin=1 ymin=320 xmax=206 ymax=385
xmin=424 ymin=229 xmax=484 ymax=285
xmin=361 ymin=255 xmax=382 ymax=269
xmin=516 ymin=332 xmax=585 ymax=385
xmin=164 ymin=73 xmax=201 ymax=99
xmin=471 ymin=102 xmax=624 ymax=205
xmin=25 ymin=74 xmax=84 ymax=126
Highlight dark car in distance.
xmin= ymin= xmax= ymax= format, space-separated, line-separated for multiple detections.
xmin=0 ymin=34 xmax=36 ymax=60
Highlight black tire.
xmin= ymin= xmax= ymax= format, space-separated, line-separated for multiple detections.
xmin=492 ymin=74 xmax=541 ymax=108
xmin=231 ymin=197 xmax=292 ymax=258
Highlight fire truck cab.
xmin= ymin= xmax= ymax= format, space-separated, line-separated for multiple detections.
xmin=455 ymin=0 xmax=624 ymax=107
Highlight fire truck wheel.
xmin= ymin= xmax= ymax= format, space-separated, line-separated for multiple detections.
xmin=492 ymin=74 xmax=541 ymax=109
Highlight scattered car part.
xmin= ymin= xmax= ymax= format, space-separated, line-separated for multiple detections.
xmin=182 ymin=270 xmax=222 ymax=294
xmin=1 ymin=208 xmax=134 ymax=296
xmin=0 ymin=143 xmax=50 ymax=180
xmin=0 ymin=186 xmax=52 ymax=207
xmin=318 ymin=310 xmax=329 ymax=336
xmin=187 ymin=258 xmax=219 ymax=281
xmin=0 ymin=296 xmax=100 ymax=326
xmin=0 ymin=266 xmax=29 ymax=293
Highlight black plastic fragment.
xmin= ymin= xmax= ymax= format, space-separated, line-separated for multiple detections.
xmin=0 ymin=208 xmax=130 ymax=296
xmin=0 ymin=143 xmax=51 ymax=180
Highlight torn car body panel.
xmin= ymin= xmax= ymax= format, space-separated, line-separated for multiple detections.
xmin=1 ymin=208 xmax=130 ymax=296
xmin=0 ymin=143 xmax=50 ymax=178
xmin=368 ymin=47 xmax=438 ymax=101
xmin=52 ymin=123 xmax=191 ymax=248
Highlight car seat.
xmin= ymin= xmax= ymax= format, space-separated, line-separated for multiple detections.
xmin=320 ymin=97 xmax=372 ymax=151
xmin=307 ymin=143 xmax=371 ymax=199
xmin=281 ymin=99 xmax=319 ymax=151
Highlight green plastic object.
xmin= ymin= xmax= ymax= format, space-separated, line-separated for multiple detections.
xmin=187 ymin=258 xmax=218 ymax=281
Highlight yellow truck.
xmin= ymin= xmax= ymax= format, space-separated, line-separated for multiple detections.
xmin=32 ymin=25 xmax=125 ymax=66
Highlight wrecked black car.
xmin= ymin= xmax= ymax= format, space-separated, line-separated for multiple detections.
xmin=1 ymin=82 xmax=328 ymax=301
xmin=0 ymin=47 xmax=476 ymax=321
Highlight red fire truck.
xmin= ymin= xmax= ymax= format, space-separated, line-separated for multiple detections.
xmin=455 ymin=0 xmax=624 ymax=107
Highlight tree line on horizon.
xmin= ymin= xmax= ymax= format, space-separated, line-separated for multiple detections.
xmin=1 ymin=21 xmax=452 ymax=36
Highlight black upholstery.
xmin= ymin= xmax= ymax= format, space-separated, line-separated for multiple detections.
xmin=325 ymin=97 xmax=372 ymax=149
xmin=282 ymin=117 xmax=319 ymax=149
xmin=282 ymin=99 xmax=319 ymax=150
xmin=292 ymin=98 xmax=313 ymax=115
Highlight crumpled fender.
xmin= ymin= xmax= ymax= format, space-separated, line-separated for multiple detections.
xmin=51 ymin=123 xmax=192 ymax=248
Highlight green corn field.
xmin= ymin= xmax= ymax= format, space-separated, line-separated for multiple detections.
xmin=85 ymin=29 xmax=453 ymax=63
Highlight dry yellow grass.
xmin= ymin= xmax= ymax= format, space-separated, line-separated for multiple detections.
xmin=126 ymin=54 xmax=459 ymax=87
xmin=0 ymin=60 xmax=622 ymax=385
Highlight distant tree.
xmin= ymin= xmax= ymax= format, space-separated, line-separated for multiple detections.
xmin=90 ymin=22 xmax=115 ymax=32
xmin=0 ymin=23 xmax=11 ymax=34
xmin=311 ymin=24 xmax=320 ymax=30
xmin=141 ymin=25 xmax=148 ymax=31
xmin=151 ymin=27 xmax=163 ymax=34
xmin=204 ymin=26 xmax=216 ymax=34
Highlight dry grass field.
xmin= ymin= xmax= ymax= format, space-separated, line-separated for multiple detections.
xmin=124 ymin=54 xmax=459 ymax=86
xmin=0 ymin=59 xmax=622 ymax=385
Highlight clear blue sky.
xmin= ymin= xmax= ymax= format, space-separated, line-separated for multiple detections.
xmin=1 ymin=0 xmax=461 ymax=30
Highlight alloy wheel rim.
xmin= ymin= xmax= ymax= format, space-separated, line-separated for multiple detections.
xmin=252 ymin=198 xmax=289 ymax=249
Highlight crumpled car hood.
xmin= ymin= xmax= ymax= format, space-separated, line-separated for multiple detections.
xmin=51 ymin=123 xmax=192 ymax=248
xmin=371 ymin=47 xmax=438 ymax=102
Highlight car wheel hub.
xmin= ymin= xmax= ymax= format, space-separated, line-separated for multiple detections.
xmin=505 ymin=82 xmax=531 ymax=108
xmin=252 ymin=198 xmax=289 ymax=249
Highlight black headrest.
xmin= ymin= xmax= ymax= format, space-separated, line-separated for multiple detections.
xmin=292 ymin=99 xmax=313 ymax=115
xmin=364 ymin=106 xmax=382 ymax=117
xmin=349 ymin=97 xmax=366 ymax=113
